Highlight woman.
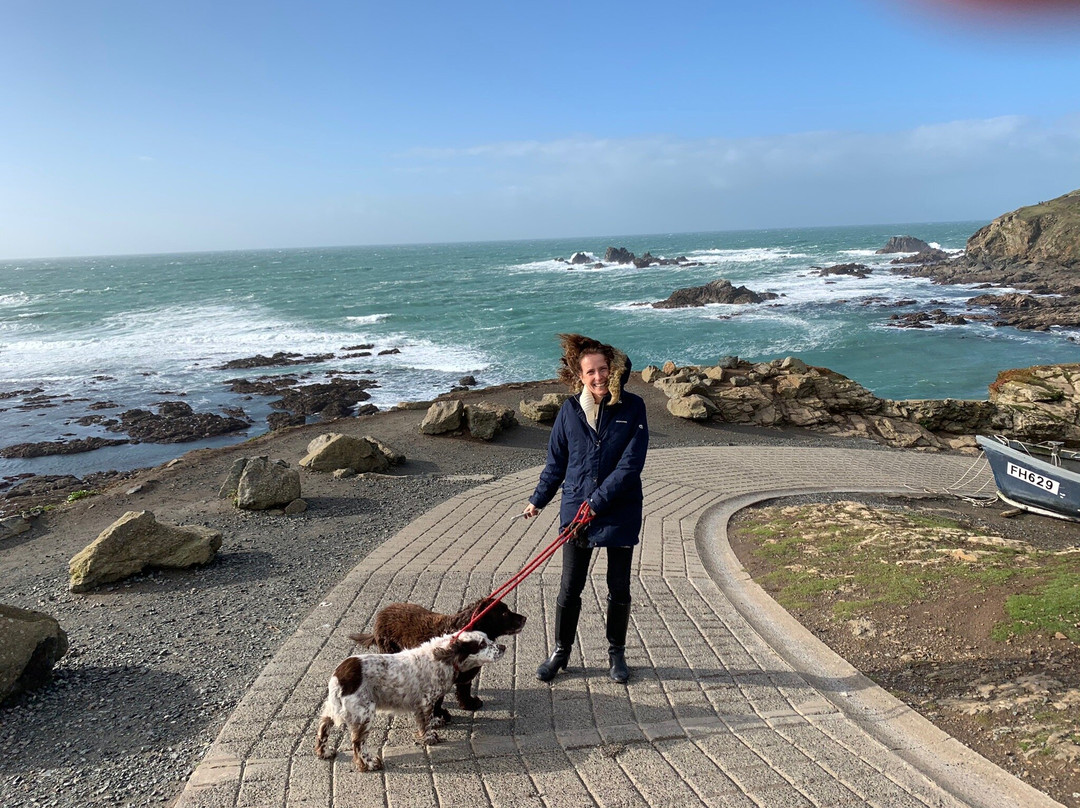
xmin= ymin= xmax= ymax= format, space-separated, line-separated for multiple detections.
xmin=522 ymin=333 xmax=649 ymax=683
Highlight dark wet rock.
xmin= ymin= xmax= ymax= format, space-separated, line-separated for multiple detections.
xmin=652 ymin=279 xmax=779 ymax=309
xmin=633 ymin=252 xmax=657 ymax=268
xmin=0 ymin=388 xmax=44 ymax=401
xmin=0 ymin=436 xmax=130 ymax=459
xmin=216 ymin=351 xmax=334 ymax=370
xmin=569 ymin=252 xmax=591 ymax=264
xmin=342 ymin=343 xmax=374 ymax=351
xmin=378 ymin=348 xmax=401 ymax=356
xmin=88 ymin=401 xmax=120 ymax=410
xmin=458 ymin=375 xmax=478 ymax=387
xmin=604 ymin=246 xmax=635 ymax=264
xmin=71 ymin=415 xmax=121 ymax=427
xmin=817 ymin=263 xmax=873 ymax=278
xmin=107 ymin=402 xmax=250 ymax=443
xmin=269 ymin=377 xmax=378 ymax=418
xmin=876 ymin=236 xmax=932 ymax=254
xmin=890 ymin=248 xmax=950 ymax=265
xmin=966 ymin=292 xmax=1080 ymax=331
xmin=223 ymin=376 xmax=300 ymax=396
xmin=886 ymin=309 xmax=970 ymax=329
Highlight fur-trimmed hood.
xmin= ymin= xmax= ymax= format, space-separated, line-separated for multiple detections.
xmin=558 ymin=333 xmax=632 ymax=405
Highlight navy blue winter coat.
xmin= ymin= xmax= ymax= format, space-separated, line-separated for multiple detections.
xmin=529 ymin=391 xmax=649 ymax=547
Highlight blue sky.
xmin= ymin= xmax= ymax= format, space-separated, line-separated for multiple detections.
xmin=1 ymin=0 xmax=1078 ymax=258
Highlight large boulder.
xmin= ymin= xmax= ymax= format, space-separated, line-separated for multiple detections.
xmin=69 ymin=511 xmax=222 ymax=592
xmin=604 ymin=246 xmax=635 ymax=264
xmin=519 ymin=393 xmax=572 ymax=423
xmin=667 ymin=394 xmax=716 ymax=420
xmin=419 ymin=400 xmax=465 ymax=434
xmin=0 ymin=515 xmax=32 ymax=542
xmin=299 ymin=433 xmax=391 ymax=473
xmin=0 ymin=605 xmax=69 ymax=703
xmin=465 ymin=403 xmax=516 ymax=440
xmin=232 ymin=456 xmax=302 ymax=509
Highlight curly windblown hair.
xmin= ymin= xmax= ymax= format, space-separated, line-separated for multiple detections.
xmin=556 ymin=333 xmax=630 ymax=404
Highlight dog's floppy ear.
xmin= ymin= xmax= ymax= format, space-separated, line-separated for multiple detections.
xmin=452 ymin=637 xmax=484 ymax=659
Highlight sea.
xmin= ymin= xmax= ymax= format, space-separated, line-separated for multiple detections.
xmin=2 ymin=222 xmax=1078 ymax=481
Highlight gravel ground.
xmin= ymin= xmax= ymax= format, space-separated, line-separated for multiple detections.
xmin=0 ymin=378 xmax=900 ymax=808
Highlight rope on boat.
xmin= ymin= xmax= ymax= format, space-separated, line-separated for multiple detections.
xmin=903 ymin=451 xmax=998 ymax=505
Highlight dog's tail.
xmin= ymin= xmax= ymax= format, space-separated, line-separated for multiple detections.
xmin=349 ymin=632 xmax=378 ymax=648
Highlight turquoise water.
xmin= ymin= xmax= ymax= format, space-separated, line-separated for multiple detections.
xmin=2 ymin=222 xmax=1077 ymax=477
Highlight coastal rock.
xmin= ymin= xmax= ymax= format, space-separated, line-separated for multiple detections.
xmin=420 ymin=400 xmax=464 ymax=434
xmin=876 ymin=236 xmax=932 ymax=254
xmin=666 ymin=394 xmax=716 ymax=420
xmin=649 ymin=356 xmax=1080 ymax=450
xmin=299 ymin=433 xmax=390 ymax=473
xmin=966 ymin=292 xmax=1080 ymax=331
xmin=267 ymin=411 xmax=307 ymax=431
xmin=519 ymin=393 xmax=572 ymax=423
xmin=569 ymin=252 xmax=592 ymax=265
xmin=887 ymin=309 xmax=969 ymax=329
xmin=816 ymin=263 xmax=872 ymax=278
xmin=652 ymin=279 xmax=779 ymax=309
xmin=0 ymin=514 xmax=32 ymax=541
xmin=233 ymin=456 xmax=302 ymax=510
xmin=363 ymin=435 xmax=405 ymax=465
xmin=966 ymin=189 xmax=1080 ymax=271
xmin=217 ymin=351 xmax=334 ymax=370
xmin=890 ymin=248 xmax=950 ymax=265
xmin=69 ymin=510 xmax=223 ymax=592
xmin=604 ymin=246 xmax=635 ymax=264
xmin=465 ymin=403 xmax=516 ymax=440
xmin=0 ymin=605 xmax=69 ymax=703
xmin=0 ymin=436 xmax=129 ymax=459
xmin=270 ymin=378 xmax=377 ymax=419
xmin=633 ymin=252 xmax=657 ymax=268
xmin=108 ymin=401 xmax=250 ymax=444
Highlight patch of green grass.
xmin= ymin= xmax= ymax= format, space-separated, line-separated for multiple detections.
xmin=993 ymin=569 xmax=1080 ymax=642
xmin=66 ymin=489 xmax=98 ymax=502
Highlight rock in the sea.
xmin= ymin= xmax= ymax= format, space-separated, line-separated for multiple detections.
xmin=69 ymin=510 xmax=223 ymax=592
xmin=109 ymin=401 xmax=250 ymax=444
xmin=604 ymin=246 xmax=635 ymax=264
xmin=233 ymin=456 xmax=302 ymax=510
xmin=569 ymin=252 xmax=592 ymax=265
xmin=652 ymin=279 xmax=779 ymax=309
xmin=816 ymin=263 xmax=872 ymax=278
xmin=0 ymin=436 xmax=129 ymax=459
xmin=876 ymin=236 xmax=932 ymax=254
xmin=0 ymin=605 xmax=69 ymax=703
xmin=299 ymin=433 xmax=391 ymax=473
xmin=420 ymin=400 xmax=465 ymax=434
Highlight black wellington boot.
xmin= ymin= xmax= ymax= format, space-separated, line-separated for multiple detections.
xmin=606 ymin=597 xmax=631 ymax=683
xmin=536 ymin=599 xmax=580 ymax=682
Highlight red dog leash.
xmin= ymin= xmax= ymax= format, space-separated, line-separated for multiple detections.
xmin=454 ymin=501 xmax=594 ymax=639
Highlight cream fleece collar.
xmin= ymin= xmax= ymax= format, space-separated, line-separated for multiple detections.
xmin=579 ymin=388 xmax=599 ymax=432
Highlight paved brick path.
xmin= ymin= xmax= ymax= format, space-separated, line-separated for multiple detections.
xmin=175 ymin=446 xmax=1062 ymax=808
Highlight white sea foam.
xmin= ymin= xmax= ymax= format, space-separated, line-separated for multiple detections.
xmin=0 ymin=291 xmax=33 ymax=306
xmin=687 ymin=247 xmax=809 ymax=263
xmin=345 ymin=313 xmax=391 ymax=324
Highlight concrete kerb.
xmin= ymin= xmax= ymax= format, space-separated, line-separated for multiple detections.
xmin=697 ymin=487 xmax=1065 ymax=808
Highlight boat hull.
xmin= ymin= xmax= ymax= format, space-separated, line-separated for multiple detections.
xmin=976 ymin=435 xmax=1080 ymax=522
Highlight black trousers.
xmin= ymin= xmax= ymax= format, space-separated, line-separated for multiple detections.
xmin=557 ymin=543 xmax=633 ymax=606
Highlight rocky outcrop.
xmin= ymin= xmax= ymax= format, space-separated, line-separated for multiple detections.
xmin=0 ymin=436 xmax=129 ymax=458
xmin=645 ymin=358 xmax=1080 ymax=450
xmin=890 ymin=248 xmax=950 ymax=265
xmin=877 ymin=236 xmax=932 ymax=254
xmin=299 ymin=433 xmax=397 ymax=473
xmin=966 ymin=189 xmax=1080 ymax=271
xmin=107 ymin=402 xmax=250 ymax=444
xmin=569 ymin=252 xmax=592 ymax=265
xmin=219 ymin=456 xmax=302 ymax=510
xmin=420 ymin=400 xmax=517 ymax=440
xmin=886 ymin=309 xmax=971 ymax=329
xmin=217 ymin=352 xmax=334 ymax=370
xmin=604 ymin=246 xmax=635 ymax=264
xmin=0 ymin=605 xmax=69 ymax=703
xmin=652 ymin=279 xmax=779 ymax=309
xmin=817 ymin=263 xmax=872 ymax=278
xmin=69 ymin=511 xmax=223 ymax=592
xmin=966 ymin=292 xmax=1080 ymax=332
